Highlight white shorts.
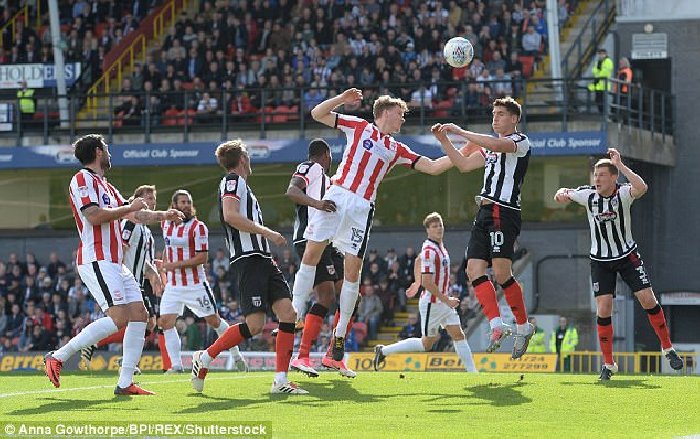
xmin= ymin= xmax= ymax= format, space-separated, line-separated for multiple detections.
xmin=419 ymin=297 xmax=461 ymax=337
xmin=304 ymin=185 xmax=374 ymax=258
xmin=78 ymin=261 xmax=143 ymax=312
xmin=160 ymin=282 xmax=217 ymax=318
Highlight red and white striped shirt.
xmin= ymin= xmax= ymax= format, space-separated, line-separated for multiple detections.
xmin=420 ymin=239 xmax=451 ymax=303
xmin=332 ymin=113 xmax=421 ymax=202
xmin=162 ymin=218 xmax=208 ymax=286
xmin=68 ymin=168 xmax=126 ymax=265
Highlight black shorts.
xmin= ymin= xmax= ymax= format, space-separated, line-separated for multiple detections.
xmin=591 ymin=250 xmax=652 ymax=297
xmin=141 ymin=280 xmax=159 ymax=317
xmin=466 ymin=203 xmax=522 ymax=261
xmin=231 ymin=255 xmax=291 ymax=316
xmin=294 ymin=241 xmax=344 ymax=286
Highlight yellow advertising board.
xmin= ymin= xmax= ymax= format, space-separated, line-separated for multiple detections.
xmin=347 ymin=352 xmax=557 ymax=373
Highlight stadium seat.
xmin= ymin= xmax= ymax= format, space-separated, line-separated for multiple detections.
xmin=519 ymin=55 xmax=535 ymax=78
xmin=163 ymin=108 xmax=179 ymax=126
xmin=433 ymin=99 xmax=453 ymax=118
xmin=272 ymin=105 xmax=289 ymax=123
xmin=287 ymin=105 xmax=300 ymax=121
xmin=177 ymin=109 xmax=196 ymax=126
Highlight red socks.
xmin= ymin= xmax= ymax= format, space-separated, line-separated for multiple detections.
xmin=502 ymin=277 xmax=528 ymax=325
xmin=472 ymin=276 xmax=500 ymax=321
xmin=207 ymin=323 xmax=251 ymax=359
xmin=298 ymin=311 xmax=324 ymax=359
xmin=157 ymin=333 xmax=172 ymax=371
xmin=597 ymin=316 xmax=614 ymax=364
xmin=276 ymin=322 xmax=296 ymax=373
xmin=97 ymin=327 xmax=126 ymax=347
xmin=646 ymin=304 xmax=672 ymax=350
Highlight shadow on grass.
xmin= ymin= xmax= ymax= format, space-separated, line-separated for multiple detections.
xmin=6 ymin=396 xmax=135 ymax=416
xmin=560 ymin=379 xmax=662 ymax=390
xmin=462 ymin=382 xmax=533 ymax=407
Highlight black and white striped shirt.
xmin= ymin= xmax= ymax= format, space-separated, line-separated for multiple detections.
xmin=478 ymin=132 xmax=531 ymax=210
xmin=120 ymin=220 xmax=154 ymax=286
xmin=568 ymin=184 xmax=637 ymax=261
xmin=291 ymin=161 xmax=330 ymax=244
xmin=219 ymin=172 xmax=270 ymax=263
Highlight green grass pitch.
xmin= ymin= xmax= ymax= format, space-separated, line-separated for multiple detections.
xmin=1 ymin=371 xmax=699 ymax=438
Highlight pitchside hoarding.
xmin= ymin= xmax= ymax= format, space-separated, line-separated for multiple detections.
xmin=0 ymin=63 xmax=82 ymax=89
xmin=0 ymin=131 xmax=607 ymax=170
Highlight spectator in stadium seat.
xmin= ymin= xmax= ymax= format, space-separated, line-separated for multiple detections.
xmin=358 ymin=285 xmax=383 ymax=341
xmin=493 ymin=68 xmax=513 ymax=97
xmin=196 ymin=92 xmax=218 ymax=115
xmin=521 ymin=25 xmax=542 ymax=56
xmin=0 ymin=337 xmax=16 ymax=353
xmin=399 ymin=313 xmax=422 ymax=340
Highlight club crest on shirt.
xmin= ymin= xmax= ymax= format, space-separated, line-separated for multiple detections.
xmin=594 ymin=211 xmax=618 ymax=222
xmin=226 ymin=179 xmax=237 ymax=192
xmin=362 ymin=139 xmax=374 ymax=151
xmin=102 ymin=193 xmax=111 ymax=205
xmin=122 ymin=229 xmax=132 ymax=241
xmin=485 ymin=152 xmax=498 ymax=164
xmin=610 ymin=198 xmax=619 ymax=208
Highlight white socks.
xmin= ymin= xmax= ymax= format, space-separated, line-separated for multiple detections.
xmin=334 ymin=280 xmax=359 ymax=338
xmin=163 ymin=327 xmax=183 ymax=369
xmin=53 ymin=317 xmax=118 ymax=362
xmin=382 ymin=338 xmax=425 ymax=356
xmin=489 ymin=317 xmax=503 ymax=330
xmin=291 ymin=263 xmax=316 ymax=317
xmin=214 ymin=320 xmax=243 ymax=361
xmin=454 ymin=339 xmax=477 ymax=372
xmin=274 ymin=371 xmax=288 ymax=384
xmin=516 ymin=323 xmax=529 ymax=334
xmin=118 ymin=321 xmax=147 ymax=388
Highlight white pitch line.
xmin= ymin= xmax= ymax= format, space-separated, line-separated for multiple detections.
xmin=0 ymin=375 xmax=251 ymax=399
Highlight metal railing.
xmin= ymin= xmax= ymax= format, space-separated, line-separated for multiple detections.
xmin=85 ymin=0 xmax=189 ymax=118
xmin=5 ymin=77 xmax=674 ymax=144
xmin=557 ymin=350 xmax=695 ymax=374
xmin=0 ymin=5 xmax=29 ymax=49
xmin=561 ymin=0 xmax=616 ymax=79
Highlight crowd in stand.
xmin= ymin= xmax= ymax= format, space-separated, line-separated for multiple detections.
xmin=0 ymin=245 xmax=482 ymax=355
xmin=0 ymin=0 xmax=572 ymax=126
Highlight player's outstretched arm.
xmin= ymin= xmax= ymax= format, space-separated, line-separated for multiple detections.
xmin=163 ymin=251 xmax=208 ymax=271
xmin=222 ymin=197 xmax=287 ymax=246
xmin=413 ymin=155 xmax=454 ymax=175
xmin=83 ymin=198 xmax=183 ymax=225
xmin=310 ymin=88 xmax=363 ymax=127
xmin=553 ymin=188 xmax=574 ymax=205
xmin=431 ymin=123 xmax=485 ymax=173
xmin=609 ymin=148 xmax=648 ymax=198
xmin=440 ymin=123 xmax=517 ymax=153
xmin=286 ymin=176 xmax=336 ymax=212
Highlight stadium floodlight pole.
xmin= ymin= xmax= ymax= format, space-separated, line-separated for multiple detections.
xmin=546 ymin=0 xmax=563 ymax=102
xmin=48 ymin=0 xmax=70 ymax=129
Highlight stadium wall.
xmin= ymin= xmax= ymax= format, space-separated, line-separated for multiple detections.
xmin=615 ymin=17 xmax=700 ymax=349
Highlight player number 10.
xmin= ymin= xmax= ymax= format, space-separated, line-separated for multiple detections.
xmin=490 ymin=231 xmax=504 ymax=247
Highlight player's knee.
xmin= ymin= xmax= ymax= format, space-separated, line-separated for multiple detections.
xmin=466 ymin=267 xmax=483 ymax=283
xmin=421 ymin=336 xmax=437 ymax=350
xmin=110 ymin=314 xmax=128 ymax=329
xmin=205 ymin=314 xmax=221 ymax=327
xmin=245 ymin=320 xmax=263 ymax=336
xmin=492 ymin=271 xmax=511 ymax=286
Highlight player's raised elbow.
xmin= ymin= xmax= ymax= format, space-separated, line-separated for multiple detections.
xmin=310 ymin=105 xmax=324 ymax=122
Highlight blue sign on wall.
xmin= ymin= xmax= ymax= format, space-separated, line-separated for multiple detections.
xmin=0 ymin=131 xmax=607 ymax=170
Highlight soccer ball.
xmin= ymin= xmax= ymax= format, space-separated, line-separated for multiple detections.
xmin=443 ymin=37 xmax=474 ymax=68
